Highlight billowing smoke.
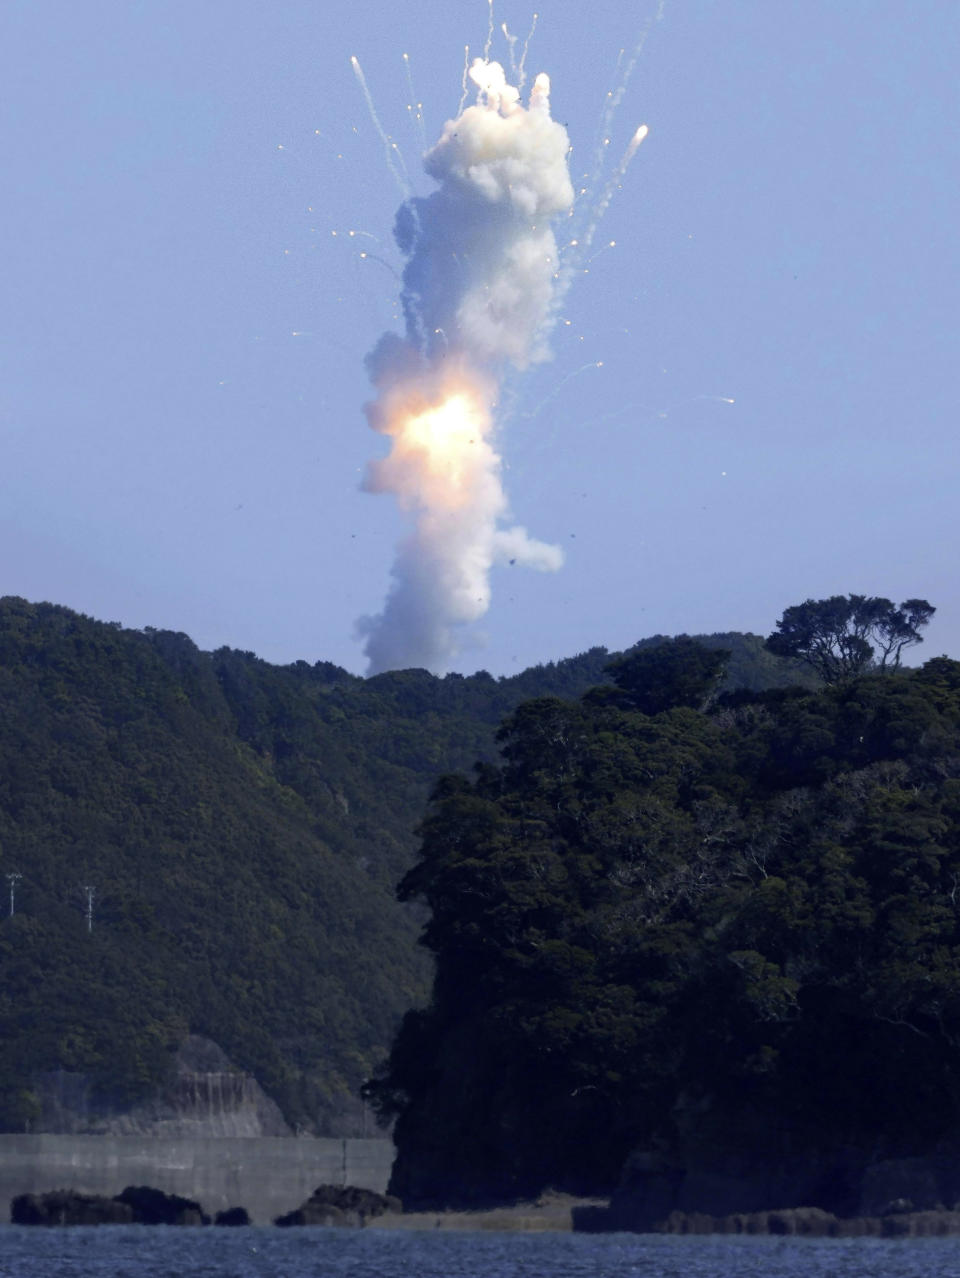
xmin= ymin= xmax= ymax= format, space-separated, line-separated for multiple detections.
xmin=357 ymin=59 xmax=573 ymax=674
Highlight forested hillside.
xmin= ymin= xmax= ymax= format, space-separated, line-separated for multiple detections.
xmin=0 ymin=597 xmax=811 ymax=1134
xmin=0 ymin=597 xmax=611 ymax=1132
xmin=367 ymin=644 xmax=960 ymax=1209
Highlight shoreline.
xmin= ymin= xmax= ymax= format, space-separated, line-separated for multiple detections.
xmin=370 ymin=1198 xmax=960 ymax=1238
xmin=367 ymin=1192 xmax=608 ymax=1232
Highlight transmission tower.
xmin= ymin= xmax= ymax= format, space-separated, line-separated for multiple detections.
xmin=5 ymin=872 xmax=21 ymax=917
xmin=81 ymin=884 xmax=95 ymax=933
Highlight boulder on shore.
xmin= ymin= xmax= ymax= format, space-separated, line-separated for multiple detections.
xmin=214 ymin=1206 xmax=251 ymax=1226
xmin=11 ymin=1190 xmax=134 ymax=1226
xmin=115 ymin=1184 xmax=209 ymax=1225
xmin=11 ymin=1184 xmax=209 ymax=1226
xmin=274 ymin=1184 xmax=401 ymax=1227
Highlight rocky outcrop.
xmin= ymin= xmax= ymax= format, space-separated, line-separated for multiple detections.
xmin=12 ymin=1190 xmax=134 ymax=1226
xmin=274 ymin=1184 xmax=401 ymax=1227
xmin=33 ymin=1036 xmax=290 ymax=1138
xmin=575 ymin=1146 xmax=960 ymax=1234
xmin=642 ymin=1207 xmax=960 ymax=1237
xmin=114 ymin=1184 xmax=209 ymax=1225
xmin=11 ymin=1184 xmax=208 ymax=1226
xmin=597 ymin=1146 xmax=858 ymax=1230
xmin=214 ymin=1206 xmax=251 ymax=1226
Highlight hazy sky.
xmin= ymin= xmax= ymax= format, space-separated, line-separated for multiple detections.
xmin=3 ymin=1 xmax=957 ymax=675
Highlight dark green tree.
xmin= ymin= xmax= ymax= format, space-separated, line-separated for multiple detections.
xmin=765 ymin=595 xmax=934 ymax=683
xmin=594 ymin=636 xmax=730 ymax=715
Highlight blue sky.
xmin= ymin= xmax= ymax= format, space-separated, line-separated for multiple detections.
xmin=2 ymin=1 xmax=957 ymax=674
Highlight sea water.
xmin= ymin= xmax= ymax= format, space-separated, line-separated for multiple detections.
xmin=2 ymin=1227 xmax=960 ymax=1278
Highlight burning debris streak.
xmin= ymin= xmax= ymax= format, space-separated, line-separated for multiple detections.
xmin=357 ymin=57 xmax=573 ymax=674
xmin=564 ymin=125 xmax=649 ymax=286
xmin=401 ymin=52 xmax=427 ymax=154
xmin=351 ymin=56 xmax=411 ymax=199
xmin=550 ymin=1 xmax=661 ymax=309
xmin=587 ymin=1 xmax=662 ymax=191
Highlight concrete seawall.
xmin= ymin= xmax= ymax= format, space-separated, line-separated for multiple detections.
xmin=0 ymin=1134 xmax=394 ymax=1225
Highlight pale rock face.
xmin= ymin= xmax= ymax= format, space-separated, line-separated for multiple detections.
xmin=33 ymin=1036 xmax=291 ymax=1138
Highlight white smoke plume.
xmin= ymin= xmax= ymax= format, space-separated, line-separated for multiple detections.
xmin=357 ymin=58 xmax=574 ymax=674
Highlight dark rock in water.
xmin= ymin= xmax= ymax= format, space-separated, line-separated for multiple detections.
xmin=11 ymin=1185 xmax=210 ymax=1227
xmin=653 ymin=1207 xmax=841 ymax=1236
xmin=214 ymin=1206 xmax=251 ymax=1226
xmin=11 ymin=1190 xmax=134 ymax=1226
xmin=274 ymin=1184 xmax=400 ymax=1227
xmin=576 ymin=1201 xmax=960 ymax=1238
xmin=115 ymin=1184 xmax=209 ymax=1225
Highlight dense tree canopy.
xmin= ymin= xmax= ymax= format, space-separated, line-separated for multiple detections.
xmin=595 ymin=636 xmax=730 ymax=714
xmin=367 ymin=650 xmax=960 ymax=1208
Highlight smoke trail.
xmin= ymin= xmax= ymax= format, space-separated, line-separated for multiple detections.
xmin=517 ymin=12 xmax=538 ymax=92
xmin=585 ymin=0 xmax=662 ymax=195
xmin=357 ymin=58 xmax=573 ymax=673
xmin=351 ymin=56 xmax=412 ymax=199
xmin=401 ymin=52 xmax=428 ymax=154
xmin=548 ymin=1 xmax=661 ymax=318
xmin=566 ymin=125 xmax=649 ymax=278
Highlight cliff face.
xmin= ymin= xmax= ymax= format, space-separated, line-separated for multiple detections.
xmin=33 ymin=1037 xmax=290 ymax=1138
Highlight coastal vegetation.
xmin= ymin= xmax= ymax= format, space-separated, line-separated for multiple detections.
xmin=366 ymin=619 xmax=960 ymax=1208
xmin=4 ymin=586 xmax=952 ymax=1219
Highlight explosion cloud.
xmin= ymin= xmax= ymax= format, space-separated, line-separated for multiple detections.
xmin=357 ymin=58 xmax=573 ymax=674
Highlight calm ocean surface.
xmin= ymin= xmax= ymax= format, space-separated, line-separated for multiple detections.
xmin=1 ymin=1228 xmax=959 ymax=1278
